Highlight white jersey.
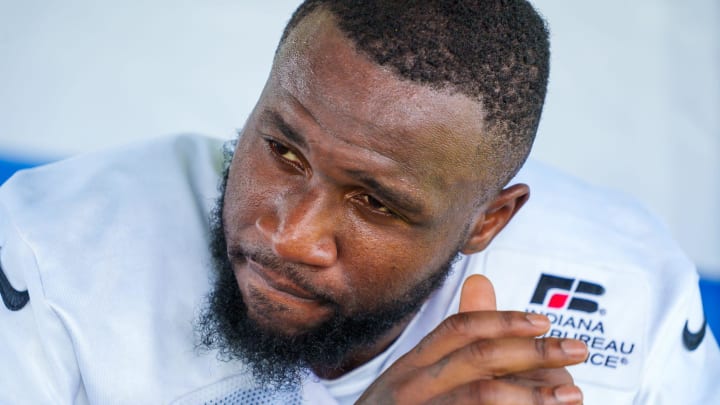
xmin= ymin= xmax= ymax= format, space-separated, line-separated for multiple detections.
xmin=0 ymin=134 xmax=717 ymax=404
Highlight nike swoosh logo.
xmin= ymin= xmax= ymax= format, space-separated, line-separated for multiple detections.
xmin=682 ymin=318 xmax=707 ymax=351
xmin=0 ymin=249 xmax=29 ymax=311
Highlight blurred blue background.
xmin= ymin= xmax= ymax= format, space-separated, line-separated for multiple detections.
xmin=0 ymin=1 xmax=717 ymax=333
xmin=700 ymin=279 xmax=720 ymax=336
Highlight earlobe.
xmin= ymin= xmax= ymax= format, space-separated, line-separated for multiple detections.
xmin=460 ymin=183 xmax=530 ymax=254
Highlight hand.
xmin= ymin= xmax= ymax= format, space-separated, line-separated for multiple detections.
xmin=356 ymin=275 xmax=587 ymax=405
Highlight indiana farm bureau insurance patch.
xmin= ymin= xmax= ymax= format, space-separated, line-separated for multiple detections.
xmin=483 ymin=249 xmax=649 ymax=391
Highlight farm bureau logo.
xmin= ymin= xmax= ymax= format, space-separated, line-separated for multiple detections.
xmin=527 ymin=273 xmax=637 ymax=370
xmin=530 ymin=273 xmax=605 ymax=313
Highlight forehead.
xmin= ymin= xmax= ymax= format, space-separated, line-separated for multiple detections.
xmin=267 ymin=11 xmax=491 ymax=204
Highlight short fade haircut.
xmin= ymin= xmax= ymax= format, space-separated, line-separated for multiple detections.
xmin=279 ymin=0 xmax=550 ymax=196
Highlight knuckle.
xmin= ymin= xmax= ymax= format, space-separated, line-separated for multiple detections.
xmin=468 ymin=339 xmax=495 ymax=362
xmin=444 ymin=312 xmax=473 ymax=336
xmin=499 ymin=311 xmax=517 ymax=329
xmin=534 ymin=337 xmax=549 ymax=360
xmin=531 ymin=386 xmax=547 ymax=405
xmin=467 ymin=380 xmax=504 ymax=404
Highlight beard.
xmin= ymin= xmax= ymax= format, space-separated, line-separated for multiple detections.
xmin=196 ymin=170 xmax=461 ymax=388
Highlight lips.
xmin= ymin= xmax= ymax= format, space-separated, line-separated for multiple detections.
xmin=246 ymin=258 xmax=318 ymax=302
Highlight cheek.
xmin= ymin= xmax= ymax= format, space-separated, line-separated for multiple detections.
xmin=336 ymin=227 xmax=449 ymax=308
xmin=223 ymin=141 xmax=275 ymax=232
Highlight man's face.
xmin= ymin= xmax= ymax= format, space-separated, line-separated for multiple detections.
xmin=205 ymin=12 xmax=494 ymax=382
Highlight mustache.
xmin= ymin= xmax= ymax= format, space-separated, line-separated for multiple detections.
xmin=228 ymin=245 xmax=337 ymax=305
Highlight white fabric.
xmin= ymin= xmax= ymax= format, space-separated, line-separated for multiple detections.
xmin=0 ymin=134 xmax=717 ymax=404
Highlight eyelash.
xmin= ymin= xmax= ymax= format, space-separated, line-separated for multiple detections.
xmin=265 ymin=138 xmax=399 ymax=219
xmin=266 ymin=138 xmax=305 ymax=172
xmin=353 ymin=193 xmax=396 ymax=218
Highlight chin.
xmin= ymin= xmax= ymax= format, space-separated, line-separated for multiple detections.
xmin=241 ymin=286 xmax=335 ymax=337
xmin=231 ymin=259 xmax=336 ymax=334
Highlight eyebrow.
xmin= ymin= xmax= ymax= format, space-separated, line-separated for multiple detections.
xmin=260 ymin=110 xmax=308 ymax=150
xmin=346 ymin=170 xmax=427 ymax=218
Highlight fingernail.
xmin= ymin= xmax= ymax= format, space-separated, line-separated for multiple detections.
xmin=561 ymin=339 xmax=588 ymax=357
xmin=554 ymin=385 xmax=583 ymax=403
xmin=526 ymin=313 xmax=549 ymax=328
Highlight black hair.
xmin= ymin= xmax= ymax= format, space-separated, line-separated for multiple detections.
xmin=279 ymin=0 xmax=550 ymax=193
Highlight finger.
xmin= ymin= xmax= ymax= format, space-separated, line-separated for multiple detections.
xmin=459 ymin=274 xmax=497 ymax=313
xmin=427 ymin=381 xmax=583 ymax=405
xmin=406 ymin=311 xmax=551 ymax=366
xmin=502 ymin=368 xmax=575 ymax=388
xmin=410 ymin=337 xmax=587 ymax=399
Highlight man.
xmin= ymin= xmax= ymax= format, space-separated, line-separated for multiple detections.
xmin=0 ymin=1 xmax=717 ymax=404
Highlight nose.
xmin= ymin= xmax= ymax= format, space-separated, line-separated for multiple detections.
xmin=256 ymin=189 xmax=338 ymax=268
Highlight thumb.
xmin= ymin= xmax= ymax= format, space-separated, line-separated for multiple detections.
xmin=458 ymin=274 xmax=497 ymax=313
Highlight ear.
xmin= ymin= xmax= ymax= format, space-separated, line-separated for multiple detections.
xmin=460 ymin=183 xmax=530 ymax=254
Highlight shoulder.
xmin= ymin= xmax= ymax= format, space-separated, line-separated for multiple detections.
xmin=0 ymin=133 xmax=227 ymax=296
xmin=0 ymin=133 xmax=225 ymax=252
xmin=473 ymin=160 xmax=709 ymax=398
xmin=0 ymin=133 xmax=245 ymax=402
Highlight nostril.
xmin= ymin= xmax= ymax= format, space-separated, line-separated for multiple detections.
xmin=255 ymin=215 xmax=277 ymax=239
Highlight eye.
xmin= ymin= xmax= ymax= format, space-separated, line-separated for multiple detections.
xmin=267 ymin=139 xmax=304 ymax=170
xmin=357 ymin=194 xmax=394 ymax=216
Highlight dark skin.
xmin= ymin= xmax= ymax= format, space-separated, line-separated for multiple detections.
xmin=223 ymin=10 xmax=587 ymax=404
xmin=357 ymin=275 xmax=586 ymax=404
